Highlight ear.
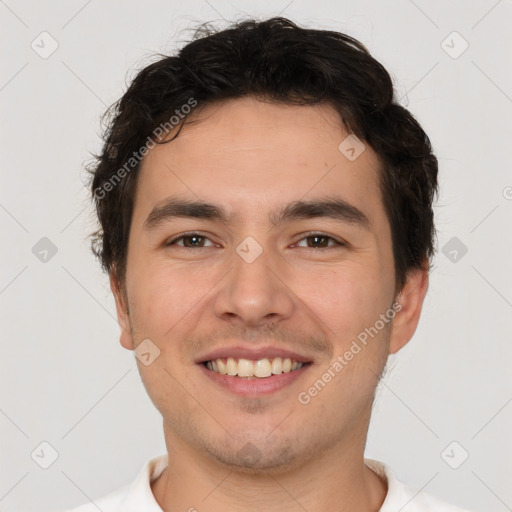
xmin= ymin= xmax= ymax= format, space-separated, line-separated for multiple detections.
xmin=388 ymin=263 xmax=429 ymax=355
xmin=109 ymin=271 xmax=135 ymax=351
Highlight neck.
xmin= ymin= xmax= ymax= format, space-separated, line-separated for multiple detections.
xmin=151 ymin=424 xmax=387 ymax=512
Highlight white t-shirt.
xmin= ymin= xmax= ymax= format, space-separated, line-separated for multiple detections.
xmin=63 ymin=453 xmax=474 ymax=511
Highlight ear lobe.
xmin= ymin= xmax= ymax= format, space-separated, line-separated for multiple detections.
xmin=109 ymin=272 xmax=135 ymax=351
xmin=388 ymin=264 xmax=430 ymax=355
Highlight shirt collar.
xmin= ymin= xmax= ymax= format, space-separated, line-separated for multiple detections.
xmin=364 ymin=458 xmax=413 ymax=511
xmin=115 ymin=453 xmax=168 ymax=511
xmin=115 ymin=453 xmax=402 ymax=511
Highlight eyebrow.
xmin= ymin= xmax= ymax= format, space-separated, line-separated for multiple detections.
xmin=143 ymin=195 xmax=371 ymax=231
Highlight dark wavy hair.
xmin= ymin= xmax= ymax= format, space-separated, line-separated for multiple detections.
xmin=88 ymin=17 xmax=438 ymax=294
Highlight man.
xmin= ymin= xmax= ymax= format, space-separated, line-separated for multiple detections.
xmin=68 ymin=17 xmax=473 ymax=512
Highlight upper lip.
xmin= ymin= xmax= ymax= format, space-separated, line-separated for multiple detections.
xmin=195 ymin=345 xmax=313 ymax=364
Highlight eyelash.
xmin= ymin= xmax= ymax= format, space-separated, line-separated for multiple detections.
xmin=165 ymin=232 xmax=346 ymax=249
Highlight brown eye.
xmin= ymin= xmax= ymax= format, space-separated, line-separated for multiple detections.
xmin=166 ymin=233 xmax=214 ymax=248
xmin=296 ymin=234 xmax=344 ymax=249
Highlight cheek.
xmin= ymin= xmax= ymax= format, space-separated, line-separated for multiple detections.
xmin=304 ymin=268 xmax=392 ymax=406
xmin=306 ymin=264 xmax=390 ymax=336
xmin=127 ymin=259 xmax=211 ymax=345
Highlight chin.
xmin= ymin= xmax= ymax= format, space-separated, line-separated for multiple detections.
xmin=201 ymin=436 xmax=308 ymax=475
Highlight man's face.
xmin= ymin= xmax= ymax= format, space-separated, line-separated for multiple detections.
xmin=112 ymin=97 xmax=424 ymax=472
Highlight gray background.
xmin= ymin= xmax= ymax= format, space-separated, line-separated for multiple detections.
xmin=1 ymin=1 xmax=511 ymax=511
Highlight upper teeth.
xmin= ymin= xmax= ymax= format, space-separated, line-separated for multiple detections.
xmin=206 ymin=357 xmax=303 ymax=378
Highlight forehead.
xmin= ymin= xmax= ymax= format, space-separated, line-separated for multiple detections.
xmin=133 ymin=97 xmax=385 ymax=227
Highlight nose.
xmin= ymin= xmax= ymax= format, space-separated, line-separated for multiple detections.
xmin=213 ymin=239 xmax=295 ymax=328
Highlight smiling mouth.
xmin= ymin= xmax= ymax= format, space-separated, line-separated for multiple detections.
xmin=202 ymin=357 xmax=310 ymax=378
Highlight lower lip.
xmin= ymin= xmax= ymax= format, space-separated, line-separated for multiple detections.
xmin=198 ymin=363 xmax=311 ymax=396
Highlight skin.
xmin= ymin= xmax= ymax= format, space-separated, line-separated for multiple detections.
xmin=110 ymin=96 xmax=429 ymax=512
